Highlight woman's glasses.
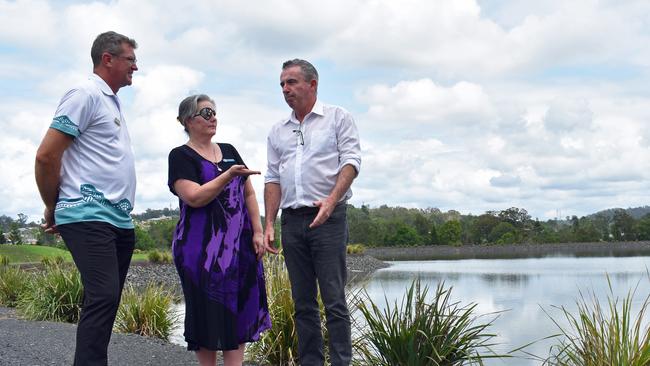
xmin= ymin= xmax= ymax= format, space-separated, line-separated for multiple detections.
xmin=193 ymin=107 xmax=216 ymax=121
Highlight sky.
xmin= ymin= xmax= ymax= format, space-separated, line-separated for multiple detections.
xmin=1 ymin=0 xmax=650 ymax=222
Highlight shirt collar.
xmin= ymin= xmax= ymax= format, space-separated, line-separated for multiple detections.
xmin=90 ymin=73 xmax=116 ymax=97
xmin=283 ymin=99 xmax=324 ymax=125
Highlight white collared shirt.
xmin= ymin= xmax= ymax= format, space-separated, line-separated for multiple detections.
xmin=265 ymin=101 xmax=361 ymax=209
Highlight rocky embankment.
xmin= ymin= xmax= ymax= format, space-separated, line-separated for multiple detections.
xmin=125 ymin=253 xmax=389 ymax=294
xmin=365 ymin=241 xmax=650 ymax=261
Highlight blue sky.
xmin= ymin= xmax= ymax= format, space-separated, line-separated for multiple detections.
xmin=1 ymin=0 xmax=650 ymax=222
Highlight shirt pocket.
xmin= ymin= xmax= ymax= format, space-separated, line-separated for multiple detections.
xmin=309 ymin=128 xmax=335 ymax=151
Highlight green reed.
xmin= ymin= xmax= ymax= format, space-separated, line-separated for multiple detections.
xmin=0 ymin=265 xmax=31 ymax=307
xmin=544 ymin=275 xmax=650 ymax=366
xmin=114 ymin=284 xmax=179 ymax=340
xmin=17 ymin=262 xmax=83 ymax=323
xmin=354 ymin=278 xmax=502 ymax=366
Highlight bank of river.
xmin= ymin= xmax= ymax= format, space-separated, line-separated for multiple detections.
xmin=366 ymin=241 xmax=650 ymax=260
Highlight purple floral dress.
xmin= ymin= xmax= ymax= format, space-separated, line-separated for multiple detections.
xmin=168 ymin=143 xmax=271 ymax=351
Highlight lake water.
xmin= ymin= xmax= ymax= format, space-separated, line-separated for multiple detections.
xmin=170 ymin=256 xmax=650 ymax=365
xmin=364 ymin=256 xmax=650 ymax=365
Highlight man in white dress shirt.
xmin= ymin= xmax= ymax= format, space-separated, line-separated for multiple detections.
xmin=264 ymin=59 xmax=361 ymax=366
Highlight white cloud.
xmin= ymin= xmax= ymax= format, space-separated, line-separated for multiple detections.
xmin=1 ymin=0 xmax=650 ymax=221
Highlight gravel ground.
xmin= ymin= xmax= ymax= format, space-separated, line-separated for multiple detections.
xmin=2 ymin=253 xmax=388 ymax=366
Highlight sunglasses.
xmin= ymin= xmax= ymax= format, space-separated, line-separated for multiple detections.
xmin=193 ymin=107 xmax=216 ymax=121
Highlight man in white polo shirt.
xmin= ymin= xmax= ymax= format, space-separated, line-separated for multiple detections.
xmin=35 ymin=31 xmax=138 ymax=366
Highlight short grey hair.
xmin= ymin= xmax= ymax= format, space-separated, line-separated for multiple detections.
xmin=177 ymin=94 xmax=215 ymax=132
xmin=282 ymin=59 xmax=319 ymax=83
xmin=91 ymin=31 xmax=138 ymax=68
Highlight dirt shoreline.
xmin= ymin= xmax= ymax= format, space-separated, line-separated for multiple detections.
xmin=365 ymin=241 xmax=650 ymax=261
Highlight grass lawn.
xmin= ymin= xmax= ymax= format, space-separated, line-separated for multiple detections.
xmin=0 ymin=245 xmax=149 ymax=264
xmin=0 ymin=245 xmax=72 ymax=263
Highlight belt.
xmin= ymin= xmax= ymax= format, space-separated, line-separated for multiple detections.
xmin=283 ymin=206 xmax=320 ymax=215
xmin=283 ymin=202 xmax=346 ymax=215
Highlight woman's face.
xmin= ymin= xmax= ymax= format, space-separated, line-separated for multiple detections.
xmin=187 ymin=100 xmax=217 ymax=137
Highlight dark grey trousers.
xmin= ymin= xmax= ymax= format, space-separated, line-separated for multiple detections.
xmin=58 ymin=221 xmax=135 ymax=366
xmin=281 ymin=204 xmax=352 ymax=366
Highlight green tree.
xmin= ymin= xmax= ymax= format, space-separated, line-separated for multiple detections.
xmin=147 ymin=219 xmax=176 ymax=248
xmin=611 ymin=209 xmax=636 ymax=241
xmin=498 ymin=207 xmax=531 ymax=228
xmin=0 ymin=227 xmax=6 ymax=244
xmin=635 ymin=214 xmax=650 ymax=240
xmin=488 ymin=222 xmax=517 ymax=243
xmin=429 ymin=223 xmax=439 ymax=245
xmin=135 ymin=225 xmax=156 ymax=250
xmin=16 ymin=213 xmax=28 ymax=227
xmin=469 ymin=214 xmax=500 ymax=244
xmin=438 ymin=220 xmax=462 ymax=246
xmin=413 ymin=213 xmax=430 ymax=238
xmin=387 ymin=223 xmax=421 ymax=246
xmin=8 ymin=223 xmax=22 ymax=244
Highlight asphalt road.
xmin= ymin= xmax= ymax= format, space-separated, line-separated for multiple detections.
xmin=0 ymin=306 xmax=237 ymax=365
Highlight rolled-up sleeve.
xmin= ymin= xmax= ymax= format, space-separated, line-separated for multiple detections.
xmin=336 ymin=112 xmax=361 ymax=176
xmin=264 ymin=130 xmax=281 ymax=184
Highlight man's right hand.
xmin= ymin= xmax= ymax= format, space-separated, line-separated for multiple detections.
xmin=263 ymin=225 xmax=280 ymax=254
xmin=42 ymin=206 xmax=58 ymax=234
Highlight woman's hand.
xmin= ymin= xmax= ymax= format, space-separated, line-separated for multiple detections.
xmin=226 ymin=165 xmax=260 ymax=178
xmin=252 ymin=232 xmax=265 ymax=260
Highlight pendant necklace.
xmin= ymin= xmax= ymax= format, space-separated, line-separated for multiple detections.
xmin=188 ymin=141 xmax=221 ymax=171
xmin=212 ymin=144 xmax=222 ymax=172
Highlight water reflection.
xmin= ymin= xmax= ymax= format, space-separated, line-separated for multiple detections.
xmin=363 ymin=256 xmax=650 ymax=366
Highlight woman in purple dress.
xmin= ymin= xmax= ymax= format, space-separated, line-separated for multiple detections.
xmin=168 ymin=94 xmax=274 ymax=366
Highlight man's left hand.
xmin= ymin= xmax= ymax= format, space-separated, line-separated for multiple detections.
xmin=309 ymin=198 xmax=336 ymax=228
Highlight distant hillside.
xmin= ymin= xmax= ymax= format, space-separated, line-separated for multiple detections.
xmin=132 ymin=208 xmax=179 ymax=221
xmin=589 ymin=205 xmax=650 ymax=220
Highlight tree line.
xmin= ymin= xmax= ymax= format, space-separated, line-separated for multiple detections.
xmin=347 ymin=205 xmax=650 ymax=247
xmin=2 ymin=205 xmax=650 ymax=248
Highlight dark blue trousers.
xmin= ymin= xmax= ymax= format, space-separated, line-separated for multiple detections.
xmin=281 ymin=204 xmax=351 ymax=366
xmin=58 ymin=221 xmax=134 ymax=366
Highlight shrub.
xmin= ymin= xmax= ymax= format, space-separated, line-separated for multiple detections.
xmin=347 ymin=243 xmax=366 ymax=255
xmin=17 ymin=263 xmax=83 ymax=323
xmin=544 ymin=276 xmax=650 ymax=366
xmin=114 ymin=284 xmax=178 ymax=340
xmin=148 ymin=250 xmax=173 ymax=264
xmin=147 ymin=250 xmax=161 ymax=263
xmin=0 ymin=266 xmax=30 ymax=307
xmin=355 ymin=278 xmax=502 ymax=365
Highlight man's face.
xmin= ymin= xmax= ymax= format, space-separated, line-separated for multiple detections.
xmin=280 ymin=66 xmax=316 ymax=111
xmin=110 ymin=43 xmax=138 ymax=89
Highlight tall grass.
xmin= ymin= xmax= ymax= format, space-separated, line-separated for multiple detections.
xmin=544 ymin=276 xmax=650 ymax=366
xmin=114 ymin=284 xmax=178 ymax=340
xmin=248 ymin=254 xmax=301 ymax=365
xmin=17 ymin=262 xmax=83 ymax=322
xmin=354 ymin=278 xmax=502 ymax=366
xmin=40 ymin=255 xmax=65 ymax=267
xmin=0 ymin=254 xmax=9 ymax=266
xmin=0 ymin=265 xmax=31 ymax=307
